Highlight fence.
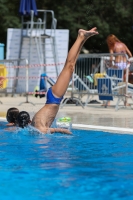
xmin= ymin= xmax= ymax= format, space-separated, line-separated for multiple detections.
xmin=0 ymin=58 xmax=30 ymax=104
xmin=1 ymin=55 xmax=133 ymax=110
xmin=61 ymin=53 xmax=133 ymax=110
xmin=0 ymin=58 xmax=63 ymax=105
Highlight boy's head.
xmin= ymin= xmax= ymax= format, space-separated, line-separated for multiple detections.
xmin=17 ymin=111 xmax=30 ymax=128
xmin=6 ymin=107 xmax=19 ymax=124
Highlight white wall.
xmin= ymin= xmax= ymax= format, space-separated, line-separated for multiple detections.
xmin=6 ymin=28 xmax=69 ymax=93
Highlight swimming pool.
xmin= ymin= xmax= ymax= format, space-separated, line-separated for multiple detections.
xmin=0 ymin=121 xmax=133 ymax=200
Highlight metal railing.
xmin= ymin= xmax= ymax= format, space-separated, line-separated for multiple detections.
xmin=61 ymin=53 xmax=133 ymax=110
xmin=0 ymin=58 xmax=35 ymax=105
xmin=1 ymin=54 xmax=133 ymax=110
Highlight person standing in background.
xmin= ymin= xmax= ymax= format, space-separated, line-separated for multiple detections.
xmin=106 ymin=34 xmax=132 ymax=72
xmin=106 ymin=34 xmax=132 ymax=106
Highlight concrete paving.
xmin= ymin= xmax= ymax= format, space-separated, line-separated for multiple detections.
xmin=0 ymin=93 xmax=133 ymax=132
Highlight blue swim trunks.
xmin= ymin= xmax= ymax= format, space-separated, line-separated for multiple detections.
xmin=46 ymin=87 xmax=63 ymax=104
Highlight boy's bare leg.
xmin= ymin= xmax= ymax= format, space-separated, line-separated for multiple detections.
xmin=52 ymin=27 xmax=98 ymax=98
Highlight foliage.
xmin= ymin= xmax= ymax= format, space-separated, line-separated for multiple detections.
xmin=0 ymin=0 xmax=133 ymax=57
xmin=0 ymin=0 xmax=20 ymax=56
xmin=37 ymin=0 xmax=133 ymax=53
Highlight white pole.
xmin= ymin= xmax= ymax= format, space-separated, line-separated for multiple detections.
xmin=25 ymin=59 xmax=29 ymax=103
xmin=125 ymin=62 xmax=130 ymax=105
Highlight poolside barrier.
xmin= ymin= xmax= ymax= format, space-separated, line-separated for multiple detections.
xmin=0 ymin=54 xmax=133 ymax=110
xmin=61 ymin=53 xmax=133 ymax=110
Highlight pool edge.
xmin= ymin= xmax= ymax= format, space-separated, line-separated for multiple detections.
xmin=0 ymin=117 xmax=6 ymax=121
xmin=1 ymin=117 xmax=133 ymax=134
xmin=72 ymin=124 xmax=133 ymax=134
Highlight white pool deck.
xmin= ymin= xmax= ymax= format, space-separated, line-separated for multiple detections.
xmin=0 ymin=94 xmax=133 ymax=134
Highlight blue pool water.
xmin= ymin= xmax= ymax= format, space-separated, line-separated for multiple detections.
xmin=0 ymin=122 xmax=133 ymax=200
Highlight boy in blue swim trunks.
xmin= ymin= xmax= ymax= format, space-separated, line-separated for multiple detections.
xmin=31 ymin=27 xmax=99 ymax=134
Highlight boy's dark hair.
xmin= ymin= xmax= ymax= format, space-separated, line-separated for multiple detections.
xmin=17 ymin=111 xmax=30 ymax=128
xmin=6 ymin=107 xmax=19 ymax=124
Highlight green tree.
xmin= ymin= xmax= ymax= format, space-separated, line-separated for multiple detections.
xmin=0 ymin=0 xmax=133 ymax=57
xmin=0 ymin=0 xmax=21 ymax=57
xmin=37 ymin=0 xmax=133 ymax=53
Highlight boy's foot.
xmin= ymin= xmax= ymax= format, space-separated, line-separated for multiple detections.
xmin=78 ymin=27 xmax=99 ymax=39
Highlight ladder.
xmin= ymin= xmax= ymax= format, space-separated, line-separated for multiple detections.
xmin=15 ymin=10 xmax=59 ymax=92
